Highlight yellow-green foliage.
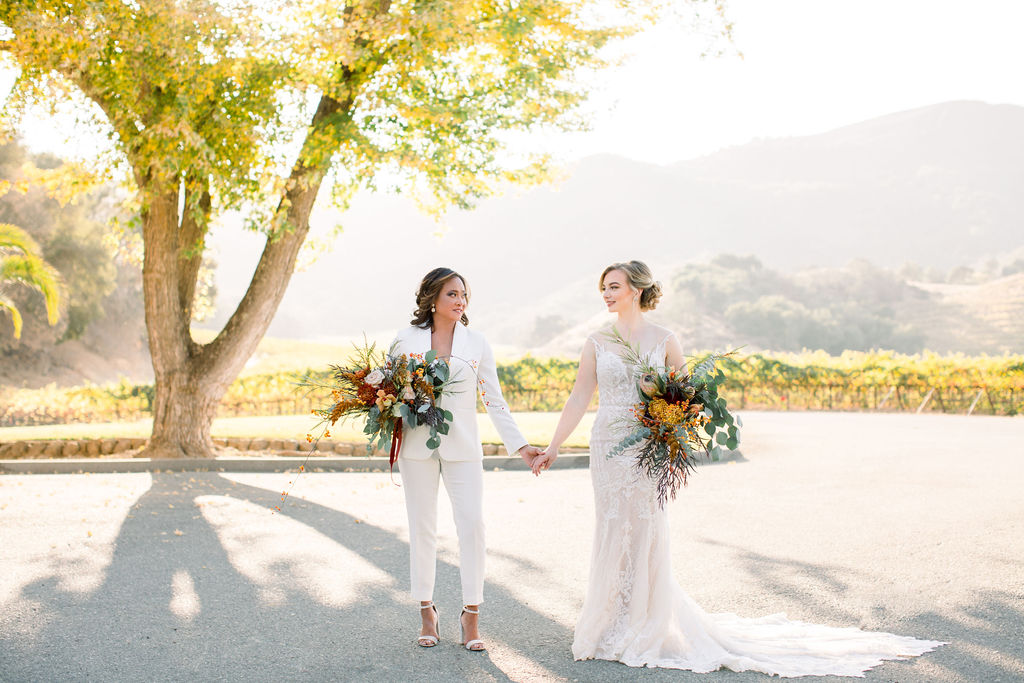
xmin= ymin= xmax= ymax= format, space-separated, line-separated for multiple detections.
xmin=0 ymin=1 xmax=728 ymax=213
xmin=3 ymin=351 xmax=1023 ymax=427
xmin=725 ymin=351 xmax=1024 ymax=413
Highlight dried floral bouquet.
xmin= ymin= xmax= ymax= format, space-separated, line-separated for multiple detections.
xmin=608 ymin=332 xmax=741 ymax=507
xmin=299 ymin=340 xmax=459 ymax=469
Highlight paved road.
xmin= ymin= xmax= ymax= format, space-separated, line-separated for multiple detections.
xmin=1 ymin=412 xmax=1022 ymax=682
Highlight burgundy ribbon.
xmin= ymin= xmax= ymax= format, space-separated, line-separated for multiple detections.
xmin=389 ymin=420 xmax=403 ymax=480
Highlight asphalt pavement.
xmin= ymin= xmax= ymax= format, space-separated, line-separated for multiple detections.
xmin=1 ymin=411 xmax=1022 ymax=682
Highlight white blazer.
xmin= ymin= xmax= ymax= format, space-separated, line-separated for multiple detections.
xmin=391 ymin=323 xmax=527 ymax=461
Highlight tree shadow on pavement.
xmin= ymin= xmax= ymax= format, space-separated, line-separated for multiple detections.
xmin=693 ymin=537 xmax=860 ymax=622
xmin=2 ymin=472 xmax=987 ymax=682
xmin=902 ymin=590 xmax=1024 ymax=682
xmin=0 ymin=472 xmax=585 ymax=682
xmin=686 ymin=538 xmax=1022 ymax=682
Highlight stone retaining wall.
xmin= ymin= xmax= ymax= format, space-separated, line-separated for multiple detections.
xmin=0 ymin=438 xmax=150 ymax=459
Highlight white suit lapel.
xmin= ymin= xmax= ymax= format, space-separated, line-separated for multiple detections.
xmin=409 ymin=325 xmax=430 ymax=355
xmin=451 ymin=322 xmax=468 ymax=360
xmin=449 ymin=322 xmax=475 ymax=379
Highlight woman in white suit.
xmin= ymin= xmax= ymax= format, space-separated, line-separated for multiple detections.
xmin=392 ymin=267 xmax=543 ymax=651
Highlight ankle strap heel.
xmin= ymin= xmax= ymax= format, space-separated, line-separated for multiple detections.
xmin=460 ymin=606 xmax=485 ymax=651
xmin=417 ymin=602 xmax=439 ymax=648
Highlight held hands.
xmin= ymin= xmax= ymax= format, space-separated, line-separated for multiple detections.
xmin=530 ymin=447 xmax=558 ymax=476
xmin=515 ymin=444 xmax=558 ymax=476
xmin=517 ymin=445 xmax=545 ymax=468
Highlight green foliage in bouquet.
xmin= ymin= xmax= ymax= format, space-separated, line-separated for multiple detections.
xmin=298 ymin=340 xmax=458 ymax=457
xmin=607 ymin=329 xmax=741 ymax=507
xmin=689 ymin=352 xmax=743 ymax=456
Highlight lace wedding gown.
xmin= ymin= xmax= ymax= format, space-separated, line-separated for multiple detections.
xmin=571 ymin=332 xmax=943 ymax=676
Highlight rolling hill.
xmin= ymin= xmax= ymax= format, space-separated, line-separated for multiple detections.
xmin=208 ymin=100 xmax=1024 ymax=351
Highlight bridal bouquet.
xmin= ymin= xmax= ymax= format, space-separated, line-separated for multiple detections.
xmin=300 ymin=340 xmax=458 ymax=470
xmin=609 ymin=334 xmax=741 ymax=507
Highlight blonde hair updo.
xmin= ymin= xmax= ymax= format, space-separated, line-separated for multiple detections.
xmin=600 ymin=260 xmax=662 ymax=311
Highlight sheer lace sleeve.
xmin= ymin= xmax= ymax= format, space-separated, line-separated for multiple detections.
xmin=656 ymin=332 xmax=674 ymax=365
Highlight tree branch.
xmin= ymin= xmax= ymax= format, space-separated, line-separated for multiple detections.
xmin=198 ymin=0 xmax=395 ymax=385
xmin=197 ymin=94 xmax=346 ymax=386
xmin=177 ymin=181 xmax=211 ymax=334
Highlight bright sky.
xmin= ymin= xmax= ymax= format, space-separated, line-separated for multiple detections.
xmin=530 ymin=0 xmax=1024 ymax=163
xmin=2 ymin=0 xmax=1023 ymax=164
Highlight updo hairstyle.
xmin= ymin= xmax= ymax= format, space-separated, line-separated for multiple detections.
xmin=410 ymin=267 xmax=471 ymax=329
xmin=600 ymin=260 xmax=663 ymax=311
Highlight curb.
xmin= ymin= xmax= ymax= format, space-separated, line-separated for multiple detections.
xmin=0 ymin=453 xmax=593 ymax=475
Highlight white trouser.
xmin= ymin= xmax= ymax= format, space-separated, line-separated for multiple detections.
xmin=399 ymin=454 xmax=485 ymax=605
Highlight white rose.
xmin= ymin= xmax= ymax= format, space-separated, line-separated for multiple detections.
xmin=402 ymin=385 xmax=416 ymax=401
xmin=364 ymin=369 xmax=384 ymax=387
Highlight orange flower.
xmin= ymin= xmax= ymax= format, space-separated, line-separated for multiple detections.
xmin=375 ymin=389 xmax=396 ymax=411
xmin=356 ymin=382 xmax=377 ymax=405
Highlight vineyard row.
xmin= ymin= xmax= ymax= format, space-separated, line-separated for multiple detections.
xmin=3 ymin=350 xmax=1022 ymax=427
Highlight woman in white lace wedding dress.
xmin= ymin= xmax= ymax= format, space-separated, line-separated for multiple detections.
xmin=531 ymin=261 xmax=943 ymax=676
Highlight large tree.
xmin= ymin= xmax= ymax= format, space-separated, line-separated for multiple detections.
xmin=1 ymin=0 xmax=729 ymax=457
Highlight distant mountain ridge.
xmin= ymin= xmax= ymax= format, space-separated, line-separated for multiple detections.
xmin=206 ymin=100 xmax=1024 ymax=350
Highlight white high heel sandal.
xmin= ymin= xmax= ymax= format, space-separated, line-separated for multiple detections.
xmin=417 ymin=602 xmax=440 ymax=648
xmin=460 ymin=606 xmax=485 ymax=652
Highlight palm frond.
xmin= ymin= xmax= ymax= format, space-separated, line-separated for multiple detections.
xmin=0 ymin=253 xmax=63 ymax=325
xmin=0 ymin=295 xmax=24 ymax=338
xmin=0 ymin=223 xmax=44 ymax=255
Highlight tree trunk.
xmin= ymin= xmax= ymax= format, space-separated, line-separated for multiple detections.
xmin=139 ymin=184 xmax=210 ymax=458
xmin=140 ymin=97 xmax=343 ymax=458
xmin=148 ymin=365 xmax=222 ymax=458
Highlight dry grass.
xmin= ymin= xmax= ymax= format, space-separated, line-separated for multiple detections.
xmin=0 ymin=411 xmax=593 ymax=448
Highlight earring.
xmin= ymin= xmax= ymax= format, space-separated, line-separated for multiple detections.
xmin=431 ymin=305 xmax=436 ymax=313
